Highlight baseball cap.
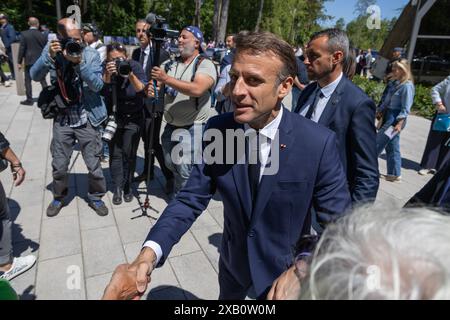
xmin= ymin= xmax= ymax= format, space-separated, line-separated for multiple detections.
xmin=183 ymin=26 xmax=204 ymax=53
xmin=0 ymin=13 xmax=7 ymax=20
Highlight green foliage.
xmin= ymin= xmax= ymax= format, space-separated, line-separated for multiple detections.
xmin=353 ymin=75 xmax=435 ymax=120
xmin=352 ymin=75 xmax=385 ymax=105
xmin=0 ymin=0 xmax=330 ymax=43
xmin=414 ymin=84 xmax=435 ymax=119
xmin=260 ymin=0 xmax=331 ymax=45
xmin=345 ymin=15 xmax=396 ymax=50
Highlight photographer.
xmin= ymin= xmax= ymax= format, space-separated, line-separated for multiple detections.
xmin=102 ymin=43 xmax=146 ymax=205
xmin=148 ymin=26 xmax=217 ymax=196
xmin=0 ymin=131 xmax=36 ymax=281
xmin=131 ymin=19 xmax=174 ymax=194
xmin=30 ymin=18 xmax=109 ymax=217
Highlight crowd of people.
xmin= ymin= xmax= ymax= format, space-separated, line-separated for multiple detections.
xmin=0 ymin=12 xmax=450 ymax=301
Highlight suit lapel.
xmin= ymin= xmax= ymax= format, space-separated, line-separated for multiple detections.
xmin=250 ymin=109 xmax=294 ymax=227
xmin=318 ymin=77 xmax=346 ymax=126
xmin=295 ymin=83 xmax=318 ymax=114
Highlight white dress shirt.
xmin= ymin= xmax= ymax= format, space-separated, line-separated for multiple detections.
xmin=143 ymin=107 xmax=284 ymax=265
xmin=300 ymin=72 xmax=343 ymax=123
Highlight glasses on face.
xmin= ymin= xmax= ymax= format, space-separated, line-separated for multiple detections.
xmin=136 ymin=29 xmax=146 ymax=33
xmin=107 ymin=43 xmax=125 ymax=51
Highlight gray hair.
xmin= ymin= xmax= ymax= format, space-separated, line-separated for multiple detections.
xmin=310 ymin=28 xmax=349 ymax=63
xmin=301 ymin=205 xmax=450 ymax=300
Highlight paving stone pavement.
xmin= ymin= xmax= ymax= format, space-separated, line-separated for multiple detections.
xmin=0 ymin=81 xmax=433 ymax=300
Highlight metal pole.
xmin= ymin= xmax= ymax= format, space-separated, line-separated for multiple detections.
xmin=407 ymin=0 xmax=437 ymax=63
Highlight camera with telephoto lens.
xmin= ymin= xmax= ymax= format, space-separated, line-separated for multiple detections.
xmin=114 ymin=58 xmax=132 ymax=78
xmin=145 ymin=13 xmax=179 ymax=41
xmin=59 ymin=37 xmax=83 ymax=57
xmin=102 ymin=116 xmax=118 ymax=142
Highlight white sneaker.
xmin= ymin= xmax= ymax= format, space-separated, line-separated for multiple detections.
xmin=0 ymin=255 xmax=37 ymax=281
xmin=4 ymin=80 xmax=11 ymax=87
xmin=418 ymin=169 xmax=429 ymax=176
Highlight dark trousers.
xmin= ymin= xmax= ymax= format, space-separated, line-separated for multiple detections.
xmin=420 ymin=113 xmax=450 ymax=171
xmin=142 ymin=112 xmax=173 ymax=181
xmin=218 ymin=259 xmax=269 ymax=300
xmin=5 ymin=47 xmax=14 ymax=79
xmin=0 ymin=182 xmax=12 ymax=266
xmin=51 ymin=120 xmax=106 ymax=202
xmin=109 ymin=118 xmax=141 ymax=192
xmin=24 ymin=64 xmax=47 ymax=101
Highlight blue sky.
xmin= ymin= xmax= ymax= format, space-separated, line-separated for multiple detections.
xmin=323 ymin=0 xmax=410 ymax=27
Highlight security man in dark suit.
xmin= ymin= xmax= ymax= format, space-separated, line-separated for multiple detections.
xmin=17 ymin=17 xmax=47 ymax=105
xmin=103 ymin=31 xmax=351 ymax=301
xmin=294 ymin=29 xmax=379 ymax=204
xmin=131 ymin=19 xmax=174 ymax=193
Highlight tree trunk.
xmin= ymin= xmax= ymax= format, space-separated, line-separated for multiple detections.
xmin=83 ymin=0 xmax=88 ymax=14
xmin=27 ymin=0 xmax=33 ymax=15
xmin=217 ymin=0 xmax=230 ymax=43
xmin=213 ymin=0 xmax=222 ymax=43
xmin=194 ymin=0 xmax=202 ymax=28
xmin=255 ymin=0 xmax=264 ymax=32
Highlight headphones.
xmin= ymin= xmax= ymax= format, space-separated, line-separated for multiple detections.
xmin=83 ymin=23 xmax=101 ymax=39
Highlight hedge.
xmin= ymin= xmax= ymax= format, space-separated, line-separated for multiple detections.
xmin=353 ymin=75 xmax=435 ymax=119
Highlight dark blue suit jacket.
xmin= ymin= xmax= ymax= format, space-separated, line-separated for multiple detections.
xmin=145 ymin=109 xmax=351 ymax=297
xmin=294 ymin=76 xmax=379 ymax=203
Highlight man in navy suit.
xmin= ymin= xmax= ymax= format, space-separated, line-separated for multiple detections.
xmin=294 ymin=29 xmax=379 ymax=204
xmin=103 ymin=31 xmax=351 ymax=300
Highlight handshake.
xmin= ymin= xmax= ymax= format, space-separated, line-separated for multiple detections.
xmin=102 ymin=247 xmax=157 ymax=300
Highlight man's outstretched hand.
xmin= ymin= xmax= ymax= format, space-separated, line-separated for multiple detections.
xmin=102 ymin=247 xmax=156 ymax=300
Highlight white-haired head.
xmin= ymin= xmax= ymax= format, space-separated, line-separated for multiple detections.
xmin=301 ymin=205 xmax=450 ymax=300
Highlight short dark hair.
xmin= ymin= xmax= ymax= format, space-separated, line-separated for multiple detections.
xmin=106 ymin=42 xmax=127 ymax=56
xmin=235 ymin=31 xmax=297 ymax=84
xmin=310 ymin=28 xmax=349 ymax=63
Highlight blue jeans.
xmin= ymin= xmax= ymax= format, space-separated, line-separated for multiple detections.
xmin=161 ymin=123 xmax=204 ymax=195
xmin=376 ymin=109 xmax=404 ymax=177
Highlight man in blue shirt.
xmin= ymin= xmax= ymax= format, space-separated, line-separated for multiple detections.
xmin=0 ymin=13 xmax=17 ymax=80
xmin=31 ymin=18 xmax=109 ymax=217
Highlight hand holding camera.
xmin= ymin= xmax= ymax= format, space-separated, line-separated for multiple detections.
xmin=49 ymin=38 xmax=82 ymax=64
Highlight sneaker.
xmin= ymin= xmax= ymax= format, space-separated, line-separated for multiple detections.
xmin=47 ymin=200 xmax=64 ymax=217
xmin=89 ymin=200 xmax=109 ymax=216
xmin=384 ymin=175 xmax=402 ymax=182
xmin=0 ymin=255 xmax=36 ymax=281
xmin=4 ymin=80 xmax=11 ymax=87
xmin=100 ymin=156 xmax=109 ymax=164
xmin=418 ymin=169 xmax=429 ymax=176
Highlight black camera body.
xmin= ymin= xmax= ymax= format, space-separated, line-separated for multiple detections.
xmin=145 ymin=13 xmax=179 ymax=41
xmin=114 ymin=58 xmax=132 ymax=78
xmin=59 ymin=37 xmax=83 ymax=57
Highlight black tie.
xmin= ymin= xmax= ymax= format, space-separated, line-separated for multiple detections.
xmin=305 ymin=88 xmax=323 ymax=120
xmin=139 ymin=50 xmax=146 ymax=68
xmin=248 ymin=132 xmax=261 ymax=205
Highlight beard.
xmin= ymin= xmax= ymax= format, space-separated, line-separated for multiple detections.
xmin=179 ymin=44 xmax=196 ymax=58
